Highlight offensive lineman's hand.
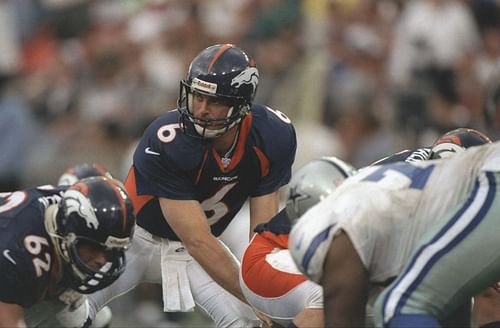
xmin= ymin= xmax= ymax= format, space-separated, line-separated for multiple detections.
xmin=252 ymin=306 xmax=273 ymax=327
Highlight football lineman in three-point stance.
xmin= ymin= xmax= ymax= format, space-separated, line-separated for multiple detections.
xmin=0 ymin=177 xmax=135 ymax=327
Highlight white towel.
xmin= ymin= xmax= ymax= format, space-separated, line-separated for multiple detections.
xmin=161 ymin=239 xmax=195 ymax=312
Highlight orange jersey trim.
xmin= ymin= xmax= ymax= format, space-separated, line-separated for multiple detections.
xmin=195 ymin=150 xmax=209 ymax=185
xmin=241 ymin=234 xmax=306 ymax=298
xmin=124 ymin=166 xmax=154 ymax=215
xmin=259 ymin=231 xmax=289 ymax=249
xmin=253 ymin=146 xmax=269 ymax=177
xmin=213 ymin=113 xmax=253 ymax=173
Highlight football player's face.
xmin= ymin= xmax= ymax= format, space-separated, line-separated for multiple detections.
xmin=77 ymin=240 xmax=112 ymax=270
xmin=191 ymin=92 xmax=231 ymax=126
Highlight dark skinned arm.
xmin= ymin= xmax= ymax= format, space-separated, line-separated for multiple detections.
xmin=322 ymin=230 xmax=369 ymax=327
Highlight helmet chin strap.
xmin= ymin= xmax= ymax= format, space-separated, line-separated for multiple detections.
xmin=45 ymin=205 xmax=70 ymax=263
xmin=44 ymin=205 xmax=67 ymax=282
xmin=194 ymin=106 xmax=239 ymax=138
xmin=46 ymin=209 xmax=102 ymax=290
xmin=194 ymin=119 xmax=240 ymax=138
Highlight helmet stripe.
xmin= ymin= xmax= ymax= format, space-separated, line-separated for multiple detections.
xmin=253 ymin=146 xmax=270 ymax=177
xmin=208 ymin=44 xmax=234 ymax=73
xmin=225 ymin=113 xmax=252 ymax=171
xmin=107 ymin=178 xmax=128 ymax=232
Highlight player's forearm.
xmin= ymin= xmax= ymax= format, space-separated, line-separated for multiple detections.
xmin=249 ymin=193 xmax=280 ymax=238
xmin=185 ymin=236 xmax=247 ymax=303
xmin=328 ymin=315 xmax=364 ymax=327
xmin=0 ymin=320 xmax=26 ymax=328
xmin=159 ymin=198 xmax=249 ymax=303
xmin=323 ymin=277 xmax=367 ymax=327
xmin=325 ymin=297 xmax=366 ymax=327
xmin=0 ymin=302 xmax=25 ymax=328
xmin=0 ymin=319 xmax=25 ymax=328
xmin=322 ymin=232 xmax=368 ymax=327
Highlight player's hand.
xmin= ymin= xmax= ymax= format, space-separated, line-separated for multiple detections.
xmin=252 ymin=306 xmax=273 ymax=327
xmin=493 ymin=282 xmax=500 ymax=293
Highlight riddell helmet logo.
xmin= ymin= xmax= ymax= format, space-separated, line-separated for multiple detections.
xmin=231 ymin=67 xmax=259 ymax=92
xmin=192 ymin=78 xmax=217 ymax=95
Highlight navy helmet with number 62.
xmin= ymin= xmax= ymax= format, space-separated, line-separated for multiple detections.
xmin=178 ymin=44 xmax=259 ymax=138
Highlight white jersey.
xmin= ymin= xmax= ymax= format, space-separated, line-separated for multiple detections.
xmin=289 ymin=142 xmax=500 ymax=284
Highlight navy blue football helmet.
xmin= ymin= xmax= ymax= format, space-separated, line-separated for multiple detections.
xmin=431 ymin=128 xmax=492 ymax=159
xmin=54 ymin=177 xmax=135 ymax=294
xmin=178 ymin=44 xmax=259 ymax=138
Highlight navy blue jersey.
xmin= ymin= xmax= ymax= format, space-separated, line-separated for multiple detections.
xmin=251 ymin=209 xmax=290 ymax=250
xmin=0 ymin=186 xmax=66 ymax=307
xmin=254 ymin=208 xmax=290 ymax=235
xmin=126 ymin=104 xmax=297 ymax=240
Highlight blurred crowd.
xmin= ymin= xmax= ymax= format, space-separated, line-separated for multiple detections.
xmin=1 ymin=0 xmax=499 ymax=188
xmin=0 ymin=0 xmax=499 ymax=326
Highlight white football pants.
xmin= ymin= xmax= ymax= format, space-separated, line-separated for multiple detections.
xmin=87 ymin=226 xmax=259 ymax=328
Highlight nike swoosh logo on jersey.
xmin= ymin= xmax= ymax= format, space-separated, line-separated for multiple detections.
xmin=145 ymin=147 xmax=160 ymax=156
xmin=3 ymin=249 xmax=16 ymax=265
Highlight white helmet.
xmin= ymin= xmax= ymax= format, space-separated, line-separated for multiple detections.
xmin=285 ymin=156 xmax=357 ymax=226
